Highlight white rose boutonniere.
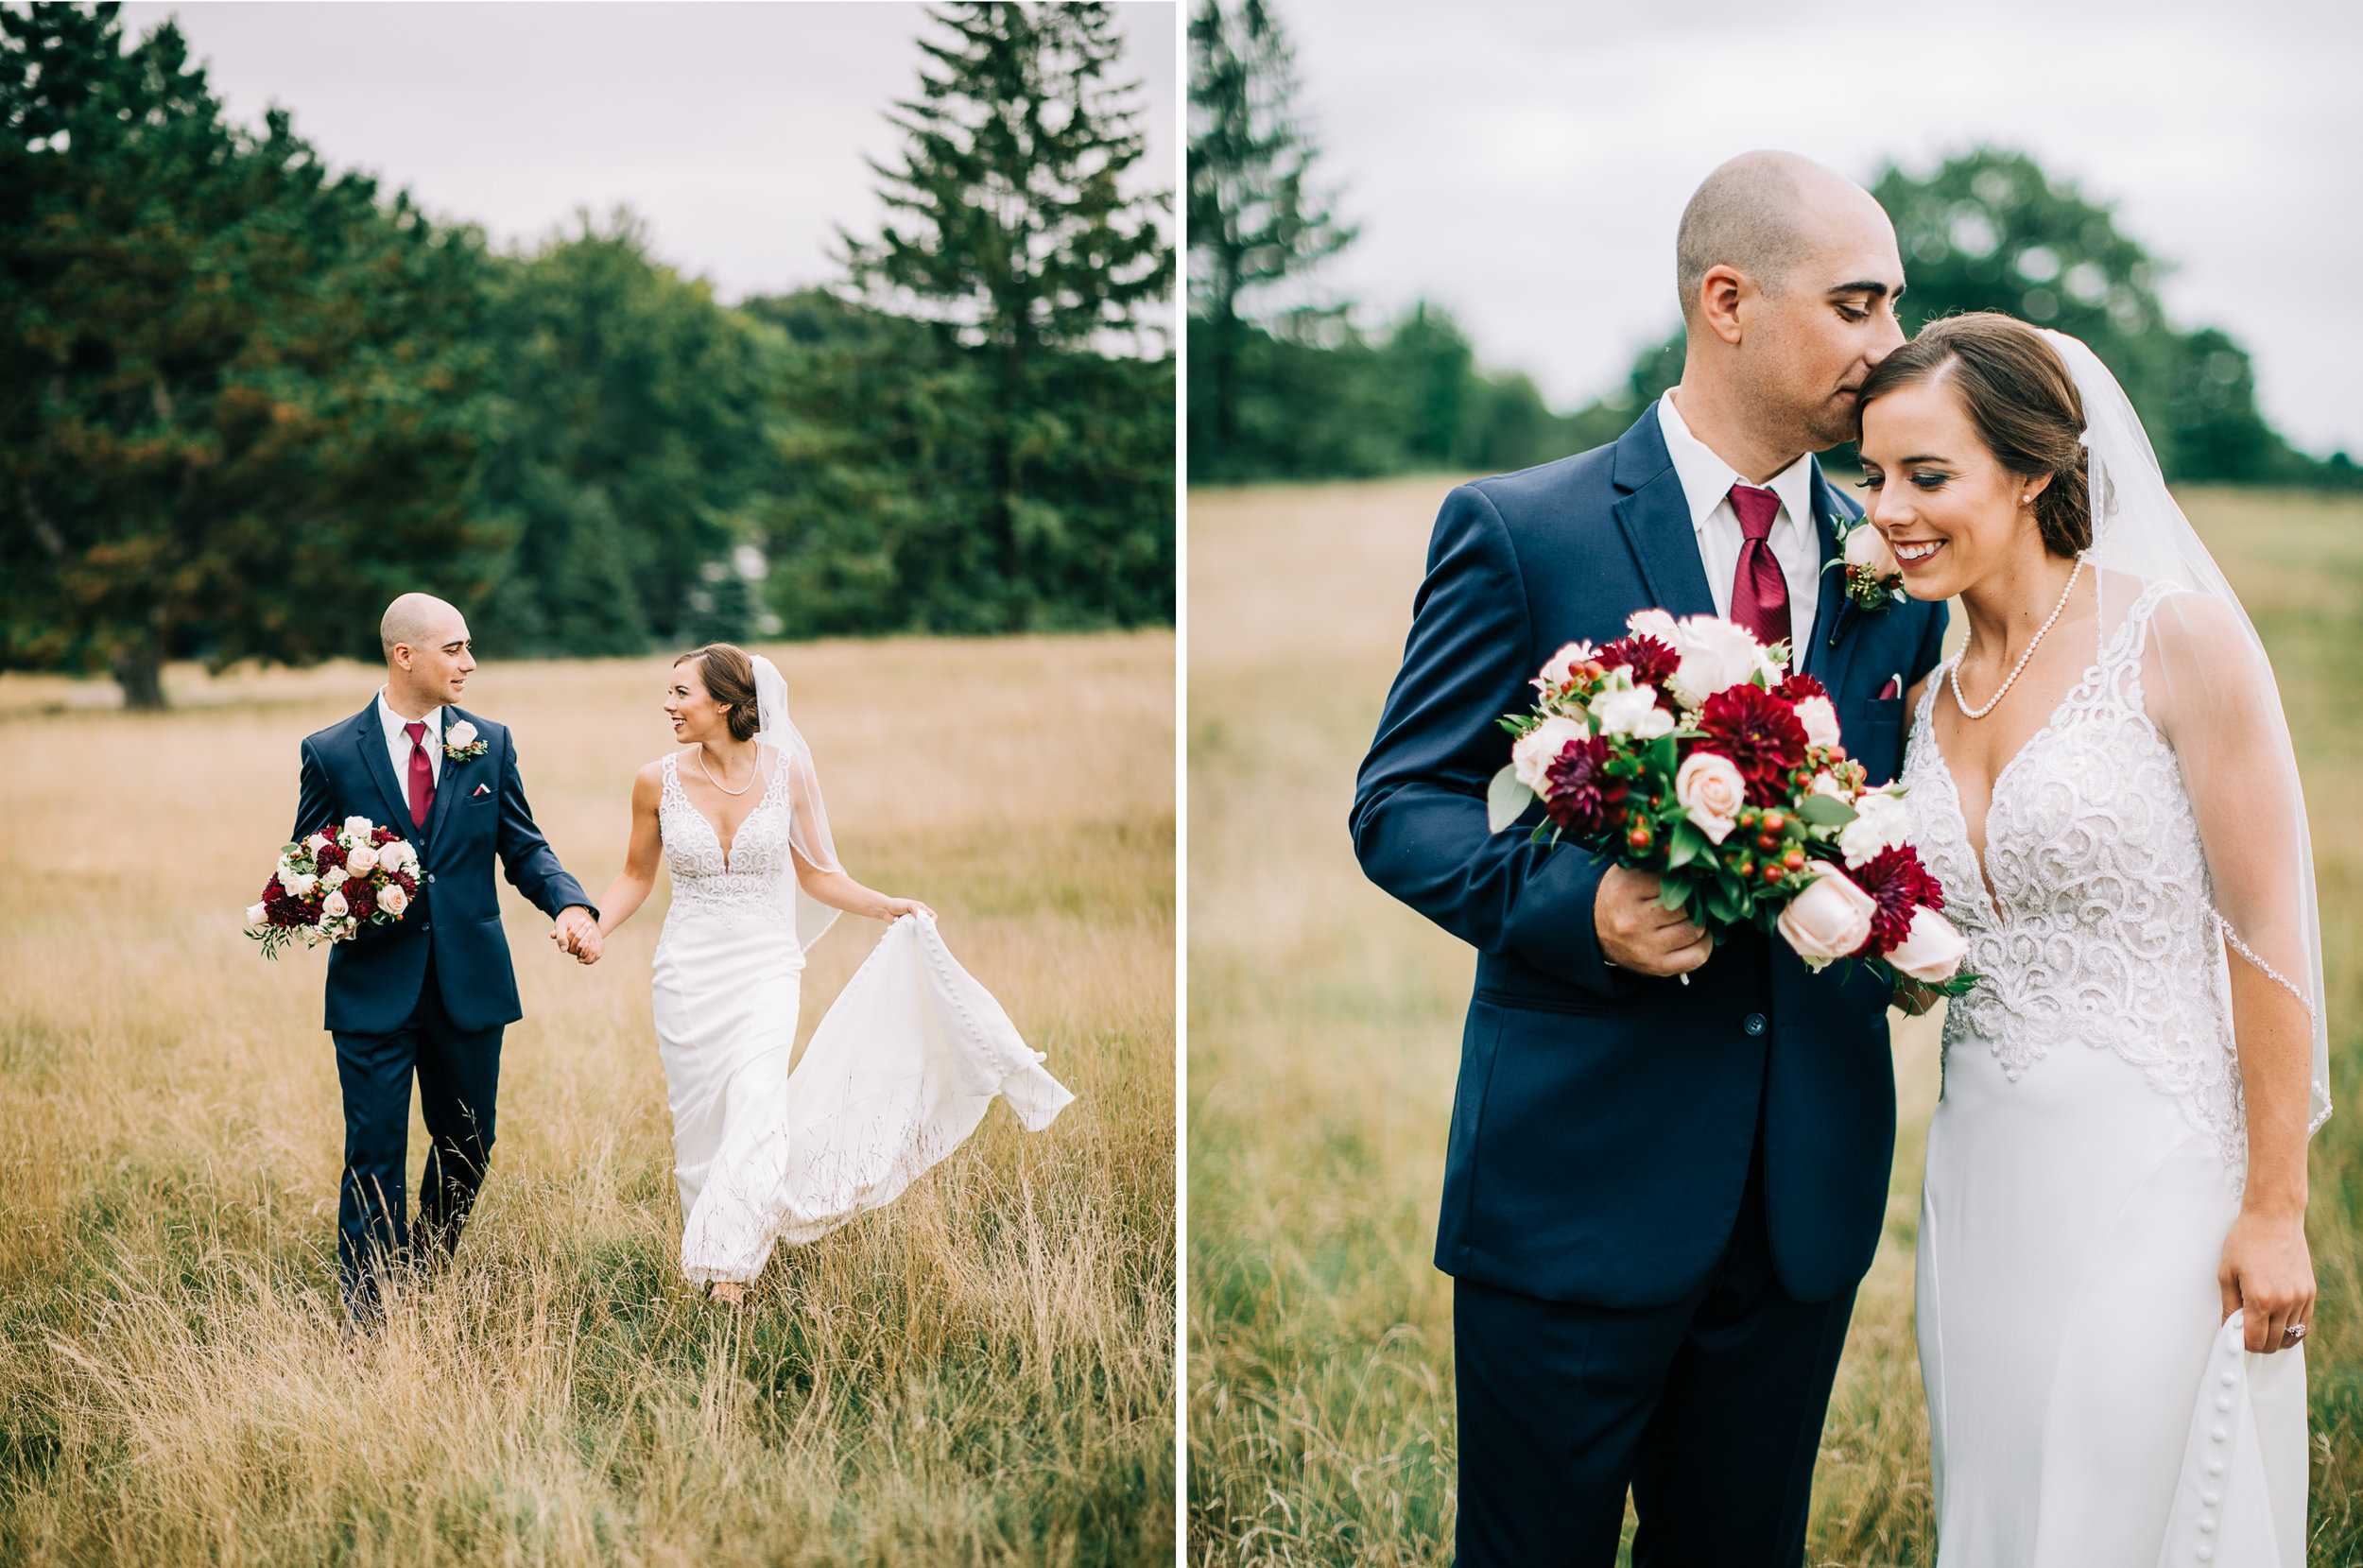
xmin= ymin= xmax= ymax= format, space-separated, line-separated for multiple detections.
xmin=443 ymin=719 xmax=489 ymax=761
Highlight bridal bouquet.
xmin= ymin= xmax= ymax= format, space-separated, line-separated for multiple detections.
xmin=244 ymin=817 xmax=421 ymax=958
xmin=1488 ymin=610 xmax=1973 ymax=991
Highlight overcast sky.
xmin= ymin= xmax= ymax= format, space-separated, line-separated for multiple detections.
xmin=1267 ymin=0 xmax=2363 ymax=457
xmin=119 ymin=2 xmax=1177 ymax=314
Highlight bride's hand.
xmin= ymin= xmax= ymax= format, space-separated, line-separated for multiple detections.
xmin=2218 ymin=1206 xmax=2315 ymax=1353
xmin=881 ymin=897 xmax=936 ymax=922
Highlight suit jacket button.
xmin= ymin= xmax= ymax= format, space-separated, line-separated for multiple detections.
xmin=426 ymin=873 xmax=436 ymax=884
xmin=1744 ymin=1012 xmax=1768 ymax=1037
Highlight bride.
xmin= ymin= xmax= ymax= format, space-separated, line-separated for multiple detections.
xmin=1857 ymin=315 xmax=2327 ymax=1565
xmin=572 ymin=642 xmax=1073 ymax=1304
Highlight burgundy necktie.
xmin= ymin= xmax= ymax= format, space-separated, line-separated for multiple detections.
xmin=1727 ymin=483 xmax=1792 ymax=653
xmin=403 ymin=720 xmax=435 ymax=829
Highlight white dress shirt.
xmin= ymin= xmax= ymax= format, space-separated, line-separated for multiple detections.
xmin=376 ymin=689 xmax=443 ymax=813
xmin=1655 ymin=390 xmax=1822 ymax=669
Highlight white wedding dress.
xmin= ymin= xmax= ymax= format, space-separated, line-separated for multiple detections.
xmin=650 ymin=746 xmax=1073 ymax=1284
xmin=1902 ymin=577 xmax=2309 ymax=1567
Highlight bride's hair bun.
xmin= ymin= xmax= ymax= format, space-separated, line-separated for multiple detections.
xmin=1856 ymin=312 xmax=2092 ymax=559
xmin=676 ymin=643 xmax=762 ymax=741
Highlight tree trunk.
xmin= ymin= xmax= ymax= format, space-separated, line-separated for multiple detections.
xmin=113 ymin=638 xmax=168 ymax=711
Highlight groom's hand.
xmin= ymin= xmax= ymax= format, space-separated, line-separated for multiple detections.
xmin=553 ymin=905 xmax=602 ymax=965
xmin=1595 ymin=866 xmax=1712 ymax=977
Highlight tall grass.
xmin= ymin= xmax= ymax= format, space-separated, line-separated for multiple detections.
xmin=1185 ymin=477 xmax=2363 ymax=1565
xmin=0 ymin=632 xmax=1175 ymax=1565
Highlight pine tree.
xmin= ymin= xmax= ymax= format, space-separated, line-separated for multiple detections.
xmin=843 ymin=3 xmax=1171 ymax=627
xmin=1185 ymin=0 xmax=1353 ymax=472
xmin=0 ymin=2 xmax=497 ymax=706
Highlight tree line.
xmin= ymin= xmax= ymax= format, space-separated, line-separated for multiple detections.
xmin=0 ymin=2 xmax=1173 ymax=707
xmin=1185 ymin=0 xmax=2357 ymax=491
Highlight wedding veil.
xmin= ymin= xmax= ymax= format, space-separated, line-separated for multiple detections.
xmin=750 ymin=654 xmax=845 ymax=952
xmin=2041 ymin=328 xmax=2331 ymax=1136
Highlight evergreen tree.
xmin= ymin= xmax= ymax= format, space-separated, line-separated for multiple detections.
xmin=473 ymin=213 xmax=767 ymax=658
xmin=1185 ymin=0 xmax=1353 ymax=474
xmin=842 ymin=2 xmax=1172 ymax=629
xmin=0 ymin=2 xmax=498 ymax=706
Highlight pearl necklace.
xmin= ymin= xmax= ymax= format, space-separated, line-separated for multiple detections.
xmin=695 ymin=746 xmax=756 ymax=796
xmin=1951 ymin=557 xmax=2084 ymax=721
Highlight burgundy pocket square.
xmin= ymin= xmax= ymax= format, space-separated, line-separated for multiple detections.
xmin=1877 ymin=677 xmax=1902 ymax=699
xmin=473 ymin=784 xmax=492 ymax=797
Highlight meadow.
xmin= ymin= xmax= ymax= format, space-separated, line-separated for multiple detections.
xmin=1185 ymin=477 xmax=2363 ymax=1565
xmin=0 ymin=631 xmax=1175 ymax=1566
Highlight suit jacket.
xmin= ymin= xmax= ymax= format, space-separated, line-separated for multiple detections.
xmin=292 ymin=701 xmax=592 ymax=1035
xmin=1351 ymin=407 xmax=1949 ymax=1308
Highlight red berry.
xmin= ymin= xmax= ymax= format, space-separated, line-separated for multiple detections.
xmin=1761 ymin=811 xmax=1786 ymax=834
xmin=1762 ymin=862 xmax=1786 ymax=884
xmin=1783 ymin=849 xmax=1805 ymax=870
xmin=1628 ymin=824 xmax=1652 ymax=849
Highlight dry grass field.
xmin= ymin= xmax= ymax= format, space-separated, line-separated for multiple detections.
xmin=1186 ymin=476 xmax=2363 ymax=1565
xmin=0 ymin=631 xmax=1175 ymax=1566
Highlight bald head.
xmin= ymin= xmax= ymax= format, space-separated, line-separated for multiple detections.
xmin=380 ymin=593 xmax=464 ymax=657
xmin=1676 ymin=151 xmax=1889 ymax=324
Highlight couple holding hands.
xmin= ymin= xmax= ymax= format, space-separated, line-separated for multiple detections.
xmin=293 ymin=596 xmax=1069 ymax=1322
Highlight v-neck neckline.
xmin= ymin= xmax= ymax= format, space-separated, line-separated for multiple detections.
xmin=670 ymin=752 xmax=773 ymax=873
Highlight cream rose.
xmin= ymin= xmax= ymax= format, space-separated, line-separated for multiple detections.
xmin=321 ymin=888 xmax=349 ymax=921
xmin=1626 ymin=608 xmax=1680 ymax=644
xmin=340 ymin=816 xmax=374 ymax=845
xmin=1590 ymin=682 xmax=1675 ymax=740
xmin=1777 ymin=863 xmax=1876 ymax=970
xmin=1837 ymin=787 xmax=1911 ymax=869
xmin=1511 ymin=716 xmax=1589 ymax=793
xmin=280 ymin=870 xmax=318 ymax=899
xmin=379 ymin=884 xmax=409 ymax=919
xmin=1793 ymin=695 xmax=1842 ymax=751
xmin=1845 ymin=522 xmax=1901 ymax=577
xmin=446 ymin=720 xmax=478 ymax=749
xmin=305 ymin=832 xmax=331 ymax=853
xmin=344 ymin=843 xmax=380 ymax=876
xmin=1675 ymin=751 xmax=1746 ymax=844
xmin=1670 ymin=615 xmax=1765 ymax=706
xmin=244 ymin=902 xmax=270 ymax=934
xmin=1888 ymin=905 xmax=1968 ymax=982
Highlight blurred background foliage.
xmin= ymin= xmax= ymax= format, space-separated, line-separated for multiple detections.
xmin=1184 ymin=0 xmax=2361 ymax=494
xmin=0 ymin=1 xmax=1173 ymax=707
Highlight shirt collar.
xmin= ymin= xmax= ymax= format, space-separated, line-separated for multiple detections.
xmin=378 ymin=688 xmax=442 ymax=744
xmin=1656 ymin=390 xmax=1820 ymax=538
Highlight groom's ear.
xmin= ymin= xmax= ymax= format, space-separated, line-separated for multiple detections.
xmin=1696 ymin=265 xmax=1753 ymax=347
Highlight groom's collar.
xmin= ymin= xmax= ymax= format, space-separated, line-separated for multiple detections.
xmin=1653 ymin=392 xmax=1818 ymax=540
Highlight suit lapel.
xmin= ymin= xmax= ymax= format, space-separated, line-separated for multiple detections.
xmin=1804 ymin=459 xmax=1863 ymax=695
xmin=350 ymin=705 xmax=417 ymax=836
xmin=1609 ymin=408 xmax=1716 ymax=620
xmin=424 ymin=706 xmax=469 ymax=847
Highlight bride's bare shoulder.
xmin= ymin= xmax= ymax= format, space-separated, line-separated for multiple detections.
xmin=630 ymin=757 xmax=670 ymax=806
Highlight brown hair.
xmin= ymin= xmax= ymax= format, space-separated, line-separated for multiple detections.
xmin=1855 ymin=312 xmax=2092 ymax=558
xmin=675 ymin=643 xmax=760 ymax=742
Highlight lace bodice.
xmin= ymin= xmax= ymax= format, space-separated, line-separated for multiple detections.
xmin=1900 ymin=580 xmax=2247 ymax=1172
xmin=658 ymin=752 xmax=798 ymax=936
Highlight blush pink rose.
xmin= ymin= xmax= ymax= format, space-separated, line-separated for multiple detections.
xmin=1887 ymin=905 xmax=1968 ymax=982
xmin=1778 ymin=863 xmax=1876 ymax=970
xmin=1675 ymin=751 xmax=1746 ymax=844
xmin=1845 ymin=523 xmax=1901 ymax=577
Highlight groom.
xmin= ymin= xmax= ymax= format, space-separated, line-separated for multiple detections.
xmin=291 ymin=593 xmax=599 ymax=1325
xmin=1352 ymin=153 xmax=1949 ymax=1564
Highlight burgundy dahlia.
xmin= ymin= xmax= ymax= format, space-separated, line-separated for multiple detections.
xmin=1694 ymin=683 xmax=1808 ymax=803
xmin=1850 ymin=845 xmax=1945 ymax=956
xmin=1542 ymin=733 xmax=1628 ymax=836
xmin=1778 ymin=672 xmax=1832 ymax=705
xmin=1597 ymin=634 xmax=1682 ymax=706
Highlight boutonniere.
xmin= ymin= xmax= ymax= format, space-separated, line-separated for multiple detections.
xmin=442 ymin=719 xmax=489 ymax=762
xmin=1824 ymin=510 xmax=1909 ymax=615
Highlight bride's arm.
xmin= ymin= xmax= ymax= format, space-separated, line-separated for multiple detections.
xmin=570 ymin=762 xmax=666 ymax=962
xmin=2151 ymin=595 xmax=2316 ymax=1354
xmin=790 ymin=849 xmax=935 ymax=922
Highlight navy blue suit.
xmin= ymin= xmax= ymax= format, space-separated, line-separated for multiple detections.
xmin=1352 ymin=408 xmax=1947 ymax=1565
xmin=292 ymin=701 xmax=592 ymax=1314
